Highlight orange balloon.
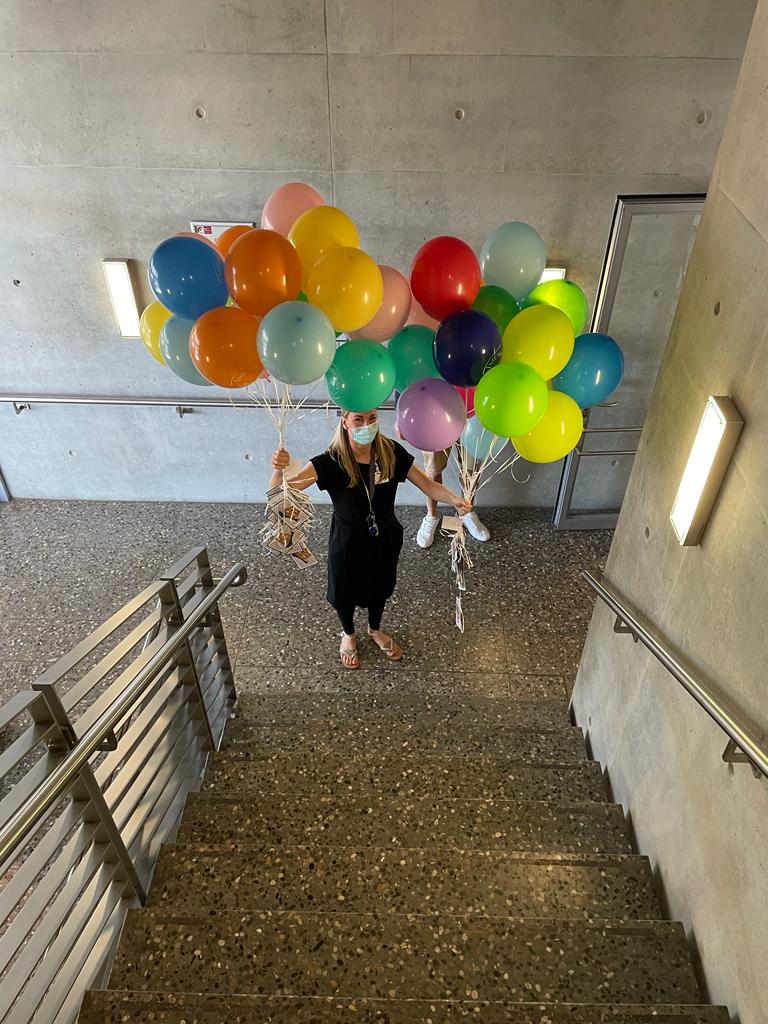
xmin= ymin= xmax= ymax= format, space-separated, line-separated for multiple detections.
xmin=189 ymin=306 xmax=263 ymax=388
xmin=225 ymin=229 xmax=302 ymax=316
xmin=216 ymin=224 xmax=253 ymax=257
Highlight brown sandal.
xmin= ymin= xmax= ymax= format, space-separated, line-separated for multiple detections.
xmin=340 ymin=633 xmax=360 ymax=670
xmin=367 ymin=628 xmax=403 ymax=661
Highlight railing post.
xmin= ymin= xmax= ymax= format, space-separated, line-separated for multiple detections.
xmin=197 ymin=549 xmax=238 ymax=711
xmin=157 ymin=578 xmax=216 ymax=751
xmin=30 ymin=682 xmax=147 ymax=903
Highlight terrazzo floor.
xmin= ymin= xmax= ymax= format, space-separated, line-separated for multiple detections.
xmin=0 ymin=500 xmax=611 ymax=712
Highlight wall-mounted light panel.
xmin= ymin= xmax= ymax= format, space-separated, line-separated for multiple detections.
xmin=102 ymin=260 xmax=141 ymax=338
xmin=670 ymin=395 xmax=743 ymax=546
xmin=539 ymin=266 xmax=567 ymax=282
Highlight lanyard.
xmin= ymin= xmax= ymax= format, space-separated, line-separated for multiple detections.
xmin=361 ymin=457 xmax=379 ymax=537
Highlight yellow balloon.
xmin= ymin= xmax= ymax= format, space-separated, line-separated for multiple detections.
xmin=289 ymin=205 xmax=360 ymax=285
xmin=307 ymin=247 xmax=384 ymax=332
xmin=502 ymin=305 xmax=574 ymax=379
xmin=512 ymin=390 xmax=583 ymax=463
xmin=139 ymin=301 xmax=171 ymax=365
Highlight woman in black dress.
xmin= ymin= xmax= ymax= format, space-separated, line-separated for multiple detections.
xmin=270 ymin=409 xmax=471 ymax=668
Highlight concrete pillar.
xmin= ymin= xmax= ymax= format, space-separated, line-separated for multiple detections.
xmin=572 ymin=3 xmax=768 ymax=1021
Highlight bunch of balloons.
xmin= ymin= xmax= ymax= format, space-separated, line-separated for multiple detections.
xmin=138 ymin=181 xmax=624 ymax=464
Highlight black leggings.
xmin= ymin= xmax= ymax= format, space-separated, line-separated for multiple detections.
xmin=338 ymin=599 xmax=386 ymax=636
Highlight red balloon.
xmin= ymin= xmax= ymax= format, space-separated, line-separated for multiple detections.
xmin=456 ymin=385 xmax=476 ymax=418
xmin=410 ymin=235 xmax=481 ymax=321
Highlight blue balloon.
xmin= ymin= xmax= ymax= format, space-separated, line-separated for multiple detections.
xmin=433 ymin=310 xmax=501 ymax=387
xmin=160 ymin=317 xmax=213 ymax=386
xmin=553 ymin=332 xmax=624 ymax=408
xmin=461 ymin=415 xmax=507 ymax=462
xmin=480 ymin=221 xmax=546 ymax=303
xmin=258 ymin=300 xmax=337 ymax=385
xmin=148 ymin=236 xmax=228 ymax=320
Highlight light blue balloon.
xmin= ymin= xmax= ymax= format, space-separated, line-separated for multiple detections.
xmin=257 ymin=300 xmax=337 ymax=385
xmin=461 ymin=414 xmax=507 ymax=462
xmin=553 ymin=332 xmax=624 ymax=408
xmin=148 ymin=235 xmax=228 ymax=319
xmin=480 ymin=221 xmax=546 ymax=303
xmin=160 ymin=317 xmax=213 ymax=386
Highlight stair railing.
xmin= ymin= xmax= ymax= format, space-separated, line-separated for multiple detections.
xmin=0 ymin=547 xmax=245 ymax=1024
xmin=582 ymin=570 xmax=768 ymax=780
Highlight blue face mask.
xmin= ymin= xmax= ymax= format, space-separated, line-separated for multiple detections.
xmin=350 ymin=422 xmax=379 ymax=445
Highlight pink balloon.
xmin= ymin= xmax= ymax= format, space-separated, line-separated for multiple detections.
xmin=261 ymin=182 xmax=325 ymax=236
xmin=396 ymin=378 xmax=466 ymax=452
xmin=176 ymin=231 xmax=218 ymax=250
xmin=348 ymin=265 xmax=412 ymax=342
xmin=406 ymin=296 xmax=440 ymax=330
xmin=455 ymin=385 xmax=476 ymax=418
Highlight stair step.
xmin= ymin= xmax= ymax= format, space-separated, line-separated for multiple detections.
xmin=233 ymin=693 xmax=572 ymax=729
xmin=222 ymin=718 xmax=586 ymax=761
xmin=205 ymin=751 xmax=607 ymax=801
xmin=108 ymin=910 xmax=700 ymax=1005
xmin=81 ymin=991 xmax=730 ymax=1024
xmin=177 ymin=793 xmax=633 ymax=853
xmin=149 ymin=845 xmax=660 ymax=919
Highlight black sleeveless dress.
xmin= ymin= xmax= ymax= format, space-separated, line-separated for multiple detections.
xmin=310 ymin=442 xmax=414 ymax=610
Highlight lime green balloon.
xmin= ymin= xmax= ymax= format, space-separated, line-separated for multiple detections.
xmin=522 ymin=279 xmax=588 ymax=335
xmin=475 ymin=361 xmax=548 ymax=438
xmin=472 ymin=284 xmax=519 ymax=334
xmin=326 ymin=339 xmax=396 ymax=412
xmin=388 ymin=325 xmax=440 ymax=393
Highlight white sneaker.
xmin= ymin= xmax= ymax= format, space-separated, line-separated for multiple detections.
xmin=463 ymin=510 xmax=490 ymax=542
xmin=417 ymin=514 xmax=440 ymax=549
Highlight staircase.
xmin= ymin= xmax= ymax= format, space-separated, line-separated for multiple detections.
xmin=79 ymin=690 xmax=728 ymax=1024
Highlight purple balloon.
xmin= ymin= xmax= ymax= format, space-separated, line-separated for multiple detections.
xmin=433 ymin=309 xmax=501 ymax=387
xmin=396 ymin=377 xmax=467 ymax=452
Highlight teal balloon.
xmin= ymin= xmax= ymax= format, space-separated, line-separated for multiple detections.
xmin=326 ymin=340 xmax=396 ymax=412
xmin=461 ymin=415 xmax=507 ymax=462
xmin=553 ymin=332 xmax=624 ymax=408
xmin=388 ymin=325 xmax=440 ymax=393
xmin=257 ymin=300 xmax=336 ymax=385
xmin=160 ymin=317 xmax=212 ymax=386
xmin=480 ymin=221 xmax=546 ymax=303
xmin=472 ymin=284 xmax=519 ymax=334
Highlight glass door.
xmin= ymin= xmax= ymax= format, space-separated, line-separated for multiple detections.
xmin=553 ymin=194 xmax=705 ymax=530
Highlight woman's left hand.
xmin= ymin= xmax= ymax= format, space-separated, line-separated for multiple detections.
xmin=454 ymin=495 xmax=472 ymax=517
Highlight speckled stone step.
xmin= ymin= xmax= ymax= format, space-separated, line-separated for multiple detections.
xmin=108 ymin=910 xmax=700 ymax=1004
xmin=234 ymin=693 xmax=572 ymax=730
xmin=205 ymin=751 xmax=607 ymax=801
xmin=80 ymin=991 xmax=731 ymax=1024
xmin=222 ymin=717 xmax=586 ymax=761
xmin=176 ymin=793 xmax=633 ymax=853
xmin=149 ymin=845 xmax=660 ymax=919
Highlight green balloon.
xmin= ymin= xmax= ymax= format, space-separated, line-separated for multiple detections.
xmin=475 ymin=361 xmax=548 ymax=437
xmin=388 ymin=325 xmax=441 ymax=393
xmin=326 ymin=340 xmax=396 ymax=412
xmin=522 ymin=279 xmax=588 ymax=335
xmin=472 ymin=284 xmax=519 ymax=334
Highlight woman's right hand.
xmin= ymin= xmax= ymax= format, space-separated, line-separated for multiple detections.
xmin=271 ymin=448 xmax=291 ymax=471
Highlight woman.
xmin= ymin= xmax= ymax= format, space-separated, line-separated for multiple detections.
xmin=270 ymin=409 xmax=471 ymax=668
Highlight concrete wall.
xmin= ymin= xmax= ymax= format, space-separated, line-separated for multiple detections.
xmin=0 ymin=0 xmax=754 ymax=503
xmin=572 ymin=3 xmax=768 ymax=1020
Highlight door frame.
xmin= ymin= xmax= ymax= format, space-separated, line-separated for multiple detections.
xmin=553 ymin=193 xmax=706 ymax=530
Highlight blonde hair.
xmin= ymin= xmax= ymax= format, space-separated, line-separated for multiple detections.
xmin=328 ymin=414 xmax=395 ymax=488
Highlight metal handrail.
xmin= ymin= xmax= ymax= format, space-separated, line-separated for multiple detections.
xmin=0 ymin=560 xmax=245 ymax=869
xmin=2 ymin=394 xmax=643 ymax=437
xmin=583 ymin=570 xmax=768 ymax=780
